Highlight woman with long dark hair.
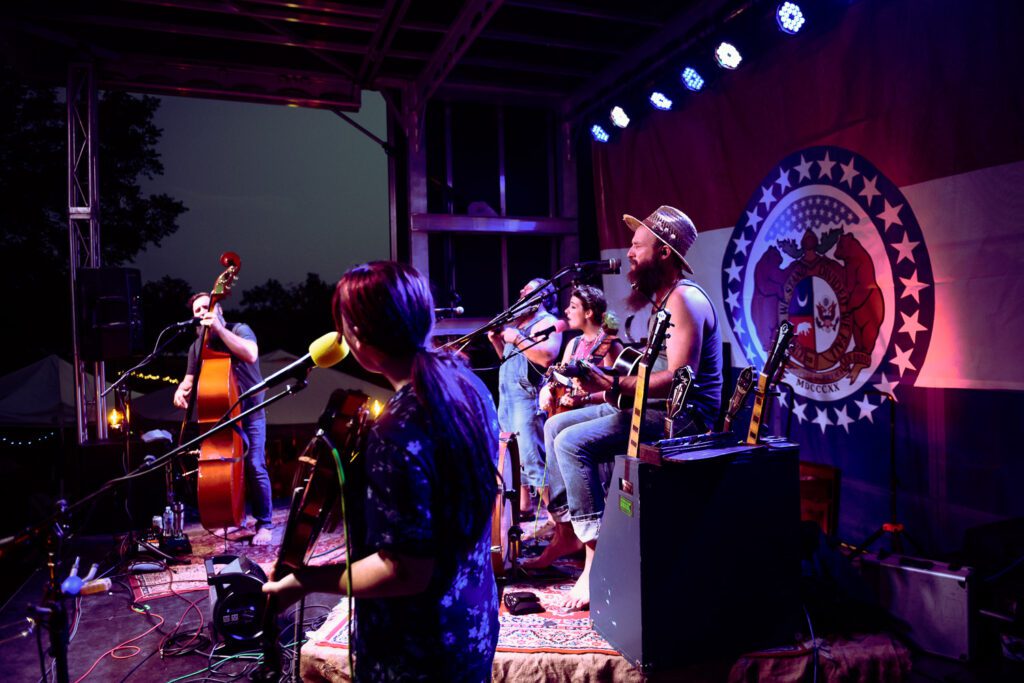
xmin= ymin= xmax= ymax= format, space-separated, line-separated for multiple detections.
xmin=539 ymin=284 xmax=623 ymax=415
xmin=262 ymin=261 xmax=499 ymax=681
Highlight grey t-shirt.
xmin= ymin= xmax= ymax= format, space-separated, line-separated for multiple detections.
xmin=185 ymin=322 xmax=264 ymax=413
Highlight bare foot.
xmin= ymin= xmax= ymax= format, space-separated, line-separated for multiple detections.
xmin=212 ymin=524 xmax=254 ymax=541
xmin=251 ymin=526 xmax=274 ymax=546
xmin=562 ymin=541 xmax=595 ymax=611
xmin=520 ymin=522 xmax=581 ymax=569
xmin=563 ymin=571 xmax=590 ymax=611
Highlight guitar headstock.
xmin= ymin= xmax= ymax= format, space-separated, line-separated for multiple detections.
xmin=761 ymin=320 xmax=795 ymax=391
xmin=645 ymin=309 xmax=672 ymax=366
xmin=727 ymin=366 xmax=755 ymax=414
xmin=209 ymin=251 xmax=242 ymax=307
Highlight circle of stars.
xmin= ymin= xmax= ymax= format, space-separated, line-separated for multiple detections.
xmin=722 ymin=146 xmax=936 ymax=434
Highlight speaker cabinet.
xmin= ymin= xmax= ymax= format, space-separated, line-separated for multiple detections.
xmin=77 ymin=267 xmax=143 ymax=361
xmin=857 ymin=551 xmax=973 ymax=660
xmin=590 ymin=442 xmax=802 ymax=671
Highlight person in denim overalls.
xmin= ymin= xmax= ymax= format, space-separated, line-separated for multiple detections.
xmin=487 ymin=279 xmax=562 ymax=518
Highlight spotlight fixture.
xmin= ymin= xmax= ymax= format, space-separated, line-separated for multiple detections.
xmin=715 ymin=42 xmax=743 ymax=69
xmin=776 ymin=2 xmax=806 ymax=34
xmin=681 ymin=67 xmax=705 ymax=92
xmin=649 ymin=92 xmax=673 ymax=111
xmin=591 ymin=125 xmax=610 ymax=143
xmin=610 ymin=106 xmax=630 ymax=128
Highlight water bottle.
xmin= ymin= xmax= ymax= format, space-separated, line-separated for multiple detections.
xmin=172 ymin=501 xmax=185 ymax=537
xmin=162 ymin=506 xmax=174 ymax=537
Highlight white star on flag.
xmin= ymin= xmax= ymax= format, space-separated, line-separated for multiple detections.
xmin=759 ymin=184 xmax=776 ymax=210
xmin=817 ymin=152 xmax=836 ymax=179
xmin=794 ymin=155 xmax=813 ymax=181
xmin=873 ymin=374 xmax=900 ymax=400
xmin=888 ymin=231 xmax=919 ymax=264
xmin=859 ymin=175 xmax=881 ymax=205
xmin=839 ymin=158 xmax=859 ymax=187
xmin=746 ymin=208 xmax=763 ymax=230
xmin=792 ymin=400 xmax=808 ymax=424
xmin=725 ymin=259 xmax=744 ymax=283
xmin=834 ymin=404 xmax=855 ymax=433
xmin=776 ymin=167 xmax=792 ymax=193
xmin=877 ymin=199 xmax=904 ymax=232
xmin=898 ymin=309 xmax=928 ymax=343
xmin=776 ymin=389 xmax=788 ymax=408
xmin=733 ymin=232 xmax=752 ymax=254
xmin=889 ymin=344 xmax=917 ymax=377
xmin=854 ymin=395 xmax=878 ymax=423
xmin=726 ymin=289 xmax=740 ymax=310
xmin=899 ymin=270 xmax=930 ymax=303
xmin=812 ymin=407 xmax=832 ymax=433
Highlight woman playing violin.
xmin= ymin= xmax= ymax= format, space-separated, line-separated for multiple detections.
xmin=262 ymin=262 xmax=499 ymax=681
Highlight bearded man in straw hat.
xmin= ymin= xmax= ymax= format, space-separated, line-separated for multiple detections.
xmin=524 ymin=206 xmax=724 ymax=610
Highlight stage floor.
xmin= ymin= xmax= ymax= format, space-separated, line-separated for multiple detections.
xmin=0 ymin=504 xmax=1002 ymax=682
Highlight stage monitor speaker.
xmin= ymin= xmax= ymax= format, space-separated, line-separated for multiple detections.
xmin=77 ymin=267 xmax=143 ymax=361
xmin=856 ymin=551 xmax=973 ymax=661
xmin=590 ymin=441 xmax=802 ymax=671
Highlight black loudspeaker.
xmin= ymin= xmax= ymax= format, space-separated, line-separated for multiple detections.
xmin=590 ymin=441 xmax=802 ymax=671
xmin=206 ymin=554 xmax=269 ymax=644
xmin=77 ymin=267 xmax=143 ymax=361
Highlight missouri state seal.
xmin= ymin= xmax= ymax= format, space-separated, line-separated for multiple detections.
xmin=722 ymin=146 xmax=934 ymax=433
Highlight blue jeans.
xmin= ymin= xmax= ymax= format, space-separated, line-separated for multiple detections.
xmin=497 ymin=344 xmax=547 ymax=488
xmin=242 ymin=412 xmax=273 ymax=527
xmin=545 ymin=404 xmax=665 ymax=543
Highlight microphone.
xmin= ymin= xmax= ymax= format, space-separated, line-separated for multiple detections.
xmin=237 ymin=332 xmax=349 ymax=402
xmin=531 ymin=320 xmax=570 ymax=340
xmin=571 ymin=258 xmax=621 ymax=275
xmin=434 ymin=306 xmax=465 ymax=316
xmin=170 ymin=317 xmax=201 ymax=329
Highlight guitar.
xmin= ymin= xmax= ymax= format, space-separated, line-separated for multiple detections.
xmin=190 ymin=252 xmax=247 ymax=530
xmin=664 ymin=365 xmax=694 ymax=439
xmin=722 ymin=365 xmax=756 ymax=434
xmin=627 ymin=309 xmax=672 ymax=459
xmin=745 ymin=321 xmax=795 ymax=445
xmin=547 ymin=346 xmax=643 ymax=410
xmin=255 ymin=389 xmax=371 ymax=681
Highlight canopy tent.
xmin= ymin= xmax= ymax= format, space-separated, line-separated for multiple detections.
xmin=130 ymin=350 xmax=393 ymax=426
xmin=0 ymin=355 xmax=96 ymax=428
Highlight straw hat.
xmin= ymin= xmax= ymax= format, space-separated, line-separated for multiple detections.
xmin=623 ymin=205 xmax=697 ymax=274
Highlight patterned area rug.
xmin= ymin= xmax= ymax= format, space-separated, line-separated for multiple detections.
xmin=310 ymin=579 xmax=617 ymax=656
xmin=128 ymin=507 xmax=347 ymax=601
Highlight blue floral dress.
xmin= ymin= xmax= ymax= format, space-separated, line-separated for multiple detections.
xmin=354 ymin=370 xmax=500 ymax=681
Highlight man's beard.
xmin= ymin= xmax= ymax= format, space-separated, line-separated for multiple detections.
xmin=626 ymin=258 xmax=667 ymax=311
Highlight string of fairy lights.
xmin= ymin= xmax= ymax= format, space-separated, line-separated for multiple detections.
xmin=0 ymin=431 xmax=58 ymax=447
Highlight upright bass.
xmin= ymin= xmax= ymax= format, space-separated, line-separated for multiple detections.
xmin=180 ymin=252 xmax=247 ymax=530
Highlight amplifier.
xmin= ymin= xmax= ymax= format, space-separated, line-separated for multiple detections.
xmin=590 ymin=438 xmax=802 ymax=670
xmin=856 ymin=551 xmax=973 ymax=661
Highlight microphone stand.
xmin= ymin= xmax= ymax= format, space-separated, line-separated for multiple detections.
xmin=0 ymin=380 xmax=312 ymax=682
xmin=102 ymin=322 xmax=194 ymax=557
xmin=442 ymin=263 xmax=599 ymax=352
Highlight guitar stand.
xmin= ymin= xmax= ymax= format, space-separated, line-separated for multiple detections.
xmin=847 ymin=391 xmax=921 ymax=559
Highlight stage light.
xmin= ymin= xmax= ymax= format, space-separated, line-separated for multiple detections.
xmin=108 ymin=408 xmax=124 ymax=431
xmin=591 ymin=125 xmax=610 ymax=142
xmin=715 ymin=42 xmax=743 ymax=69
xmin=610 ymin=106 xmax=630 ymax=128
xmin=649 ymin=92 xmax=673 ymax=111
xmin=777 ymin=2 xmax=806 ymax=34
xmin=681 ymin=67 xmax=705 ymax=92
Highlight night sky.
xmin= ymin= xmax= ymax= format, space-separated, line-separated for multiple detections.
xmin=130 ymin=92 xmax=390 ymax=295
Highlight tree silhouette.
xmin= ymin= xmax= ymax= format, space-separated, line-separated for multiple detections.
xmin=0 ymin=71 xmax=187 ymax=373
